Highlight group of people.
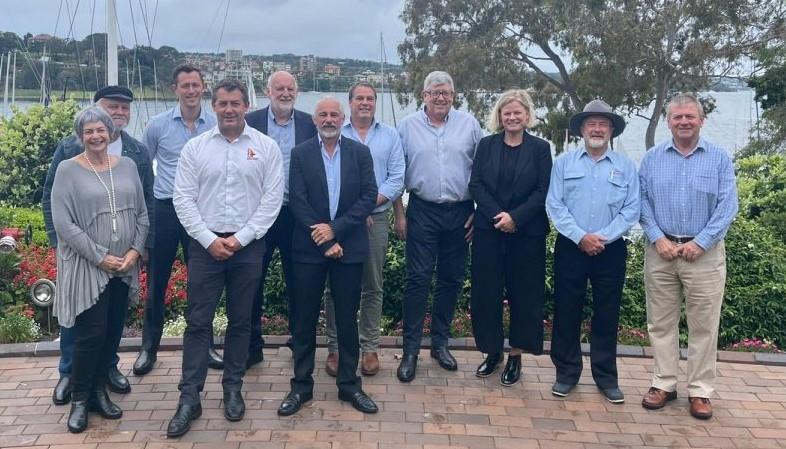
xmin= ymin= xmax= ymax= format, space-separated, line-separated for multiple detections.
xmin=42 ymin=65 xmax=738 ymax=437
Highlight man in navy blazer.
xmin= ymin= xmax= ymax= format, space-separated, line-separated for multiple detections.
xmin=277 ymin=97 xmax=378 ymax=416
xmin=245 ymin=71 xmax=317 ymax=366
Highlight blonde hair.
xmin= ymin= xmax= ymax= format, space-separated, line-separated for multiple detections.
xmin=666 ymin=92 xmax=705 ymax=119
xmin=487 ymin=89 xmax=537 ymax=132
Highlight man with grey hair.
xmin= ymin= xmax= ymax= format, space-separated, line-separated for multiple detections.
xmin=246 ymin=71 xmax=317 ymax=365
xmin=43 ymin=85 xmax=154 ymax=405
xmin=639 ymin=92 xmax=738 ymax=420
xmin=278 ymin=97 xmax=378 ymax=416
xmin=393 ymin=71 xmax=483 ymax=382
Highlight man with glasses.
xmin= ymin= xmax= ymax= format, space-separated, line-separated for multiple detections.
xmin=393 ymin=71 xmax=483 ymax=382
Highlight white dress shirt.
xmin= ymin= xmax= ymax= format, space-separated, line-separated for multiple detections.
xmin=173 ymin=122 xmax=284 ymax=249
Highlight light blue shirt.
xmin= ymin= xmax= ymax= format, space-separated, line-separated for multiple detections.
xmin=342 ymin=120 xmax=405 ymax=213
xmin=397 ymin=108 xmax=483 ymax=203
xmin=546 ymin=147 xmax=640 ymax=245
xmin=320 ymin=137 xmax=342 ymax=220
xmin=639 ymin=137 xmax=738 ymax=250
xmin=267 ymin=110 xmax=296 ymax=204
xmin=143 ymin=106 xmax=216 ymax=199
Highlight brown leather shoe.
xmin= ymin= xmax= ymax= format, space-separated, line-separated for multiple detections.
xmin=689 ymin=397 xmax=712 ymax=419
xmin=641 ymin=387 xmax=677 ymax=410
xmin=361 ymin=352 xmax=380 ymax=376
xmin=325 ymin=352 xmax=338 ymax=377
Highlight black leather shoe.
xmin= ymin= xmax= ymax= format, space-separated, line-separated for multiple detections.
xmin=552 ymin=381 xmax=576 ymax=397
xmin=430 ymin=346 xmax=458 ymax=371
xmin=338 ymin=390 xmax=378 ymax=414
xmin=89 ymin=388 xmax=122 ymax=419
xmin=246 ymin=352 xmax=263 ymax=369
xmin=53 ymin=376 xmax=72 ymax=405
xmin=133 ymin=350 xmax=157 ymax=376
xmin=208 ymin=347 xmax=224 ymax=370
xmin=67 ymin=393 xmax=89 ymax=433
xmin=107 ymin=366 xmax=131 ymax=394
xmin=277 ymin=391 xmax=313 ymax=416
xmin=223 ymin=391 xmax=245 ymax=421
xmin=397 ymin=354 xmax=418 ymax=382
xmin=500 ymin=354 xmax=522 ymax=387
xmin=166 ymin=403 xmax=202 ymax=438
xmin=475 ymin=353 xmax=502 ymax=378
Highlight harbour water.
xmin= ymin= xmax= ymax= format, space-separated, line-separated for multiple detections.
xmin=4 ymin=90 xmax=758 ymax=164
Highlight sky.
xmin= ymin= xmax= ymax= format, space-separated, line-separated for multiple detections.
xmin=0 ymin=0 xmax=408 ymax=62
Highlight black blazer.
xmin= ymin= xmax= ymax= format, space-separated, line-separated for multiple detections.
xmin=245 ymin=106 xmax=317 ymax=144
xmin=469 ymin=131 xmax=552 ymax=236
xmin=289 ymin=137 xmax=378 ymax=264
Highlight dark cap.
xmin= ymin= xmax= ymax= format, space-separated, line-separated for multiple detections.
xmin=93 ymin=85 xmax=134 ymax=103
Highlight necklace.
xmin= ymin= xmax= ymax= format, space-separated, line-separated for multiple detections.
xmin=83 ymin=153 xmax=119 ymax=242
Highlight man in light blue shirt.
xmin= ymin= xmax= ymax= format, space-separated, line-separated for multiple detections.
xmin=324 ymin=82 xmax=405 ymax=377
xmin=393 ymin=71 xmax=483 ymax=382
xmin=546 ymin=100 xmax=639 ymax=403
xmin=639 ymin=93 xmax=738 ymax=420
xmin=133 ymin=64 xmax=222 ymax=376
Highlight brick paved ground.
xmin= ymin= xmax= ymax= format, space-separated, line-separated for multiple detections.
xmin=1 ymin=347 xmax=786 ymax=449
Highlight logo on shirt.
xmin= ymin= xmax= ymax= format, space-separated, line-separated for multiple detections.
xmin=247 ymin=148 xmax=258 ymax=160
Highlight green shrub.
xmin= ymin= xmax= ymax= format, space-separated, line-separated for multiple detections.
xmin=0 ymin=313 xmax=41 ymax=343
xmin=0 ymin=100 xmax=78 ymax=207
xmin=736 ymin=153 xmax=786 ymax=240
xmin=0 ymin=206 xmax=49 ymax=247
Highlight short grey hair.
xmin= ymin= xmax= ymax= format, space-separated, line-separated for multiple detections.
xmin=666 ymin=92 xmax=705 ymax=119
xmin=422 ymin=71 xmax=454 ymax=92
xmin=267 ymin=70 xmax=298 ymax=91
xmin=74 ymin=106 xmax=115 ymax=137
xmin=314 ymin=96 xmax=345 ymax=115
xmin=487 ymin=89 xmax=538 ymax=132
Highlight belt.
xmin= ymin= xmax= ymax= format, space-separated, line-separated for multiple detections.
xmin=213 ymin=231 xmax=235 ymax=238
xmin=664 ymin=234 xmax=694 ymax=244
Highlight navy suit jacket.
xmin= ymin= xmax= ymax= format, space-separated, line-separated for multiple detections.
xmin=289 ymin=137 xmax=378 ymax=264
xmin=245 ymin=106 xmax=317 ymax=145
xmin=468 ymin=132 xmax=553 ymax=236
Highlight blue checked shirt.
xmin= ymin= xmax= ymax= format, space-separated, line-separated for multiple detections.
xmin=143 ymin=106 xmax=216 ymax=200
xmin=342 ymin=120 xmax=405 ymax=213
xmin=546 ymin=147 xmax=640 ymax=245
xmin=319 ymin=137 xmax=342 ymax=220
xmin=639 ymin=137 xmax=738 ymax=250
xmin=267 ymin=110 xmax=296 ymax=204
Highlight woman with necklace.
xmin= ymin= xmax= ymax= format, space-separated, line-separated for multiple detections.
xmin=51 ymin=106 xmax=149 ymax=433
xmin=468 ymin=89 xmax=552 ymax=386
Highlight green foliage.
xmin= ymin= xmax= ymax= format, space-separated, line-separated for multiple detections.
xmin=735 ymin=154 xmax=786 ymax=240
xmin=0 ymin=100 xmax=78 ymax=207
xmin=0 ymin=251 xmax=23 ymax=316
xmin=0 ymin=206 xmax=49 ymax=247
xmin=0 ymin=313 xmax=41 ymax=344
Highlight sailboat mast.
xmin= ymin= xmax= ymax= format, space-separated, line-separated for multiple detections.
xmin=106 ymin=0 xmax=119 ymax=86
xmin=11 ymin=51 xmax=16 ymax=104
xmin=379 ymin=33 xmax=385 ymax=123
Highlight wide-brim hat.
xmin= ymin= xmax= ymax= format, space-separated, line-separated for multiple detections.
xmin=93 ymin=85 xmax=134 ymax=103
xmin=569 ymin=99 xmax=626 ymax=138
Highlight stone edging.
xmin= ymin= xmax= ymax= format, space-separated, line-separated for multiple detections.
xmin=0 ymin=335 xmax=784 ymax=366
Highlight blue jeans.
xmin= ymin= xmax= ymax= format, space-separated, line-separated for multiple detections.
xmin=58 ymin=301 xmax=124 ymax=376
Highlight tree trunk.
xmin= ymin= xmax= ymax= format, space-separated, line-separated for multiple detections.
xmin=645 ymin=75 xmax=671 ymax=149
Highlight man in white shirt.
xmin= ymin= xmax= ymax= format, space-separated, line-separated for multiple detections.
xmin=166 ymin=79 xmax=284 ymax=438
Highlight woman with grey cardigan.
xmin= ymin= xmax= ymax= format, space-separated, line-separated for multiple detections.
xmin=51 ymin=106 xmax=149 ymax=433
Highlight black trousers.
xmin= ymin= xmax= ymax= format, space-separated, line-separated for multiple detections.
xmin=179 ymin=238 xmax=265 ymax=406
xmin=72 ymin=278 xmax=129 ymax=395
xmin=142 ymin=199 xmax=214 ymax=353
xmin=550 ymin=234 xmax=627 ymax=389
xmin=249 ymin=206 xmax=295 ymax=355
xmin=402 ymin=195 xmax=473 ymax=355
xmin=290 ymin=261 xmax=363 ymax=396
xmin=470 ymin=228 xmax=546 ymax=355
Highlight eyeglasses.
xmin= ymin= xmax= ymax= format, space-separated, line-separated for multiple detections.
xmin=424 ymin=90 xmax=454 ymax=99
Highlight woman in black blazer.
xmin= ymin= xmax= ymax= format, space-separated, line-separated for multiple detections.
xmin=468 ymin=89 xmax=552 ymax=386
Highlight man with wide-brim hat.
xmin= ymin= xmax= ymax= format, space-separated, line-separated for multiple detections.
xmin=545 ymin=99 xmax=640 ymax=403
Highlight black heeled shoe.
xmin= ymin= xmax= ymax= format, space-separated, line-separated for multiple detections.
xmin=475 ymin=352 xmax=503 ymax=378
xmin=67 ymin=392 xmax=89 ymax=433
xmin=500 ymin=354 xmax=521 ymax=387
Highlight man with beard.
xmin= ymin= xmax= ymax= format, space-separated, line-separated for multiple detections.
xmin=246 ymin=71 xmax=317 ymax=365
xmin=277 ymin=97 xmax=378 ymax=416
xmin=545 ymin=100 xmax=639 ymax=403
xmin=166 ymin=79 xmax=283 ymax=437
xmin=133 ymin=64 xmax=223 ymax=376
xmin=639 ymin=93 xmax=738 ymax=420
xmin=43 ymin=85 xmax=154 ymax=405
